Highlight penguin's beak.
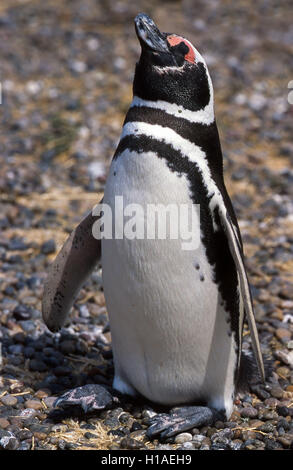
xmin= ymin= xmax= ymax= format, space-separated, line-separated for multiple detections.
xmin=134 ymin=13 xmax=169 ymax=53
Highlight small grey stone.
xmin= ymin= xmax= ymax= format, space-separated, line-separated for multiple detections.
xmin=18 ymin=441 xmax=31 ymax=450
xmin=84 ymin=431 xmax=98 ymax=439
xmin=19 ymin=320 xmax=36 ymax=333
xmin=58 ymin=439 xmax=67 ymax=450
xmin=241 ymin=406 xmax=258 ymax=418
xmin=104 ymin=417 xmax=120 ymax=429
xmin=156 ymin=444 xmax=174 ymax=450
xmin=229 ymin=440 xmax=243 ymax=450
xmin=0 ymin=432 xmax=19 ymax=450
xmin=264 ymin=437 xmax=283 ymax=450
xmin=13 ymin=304 xmax=32 ymax=321
xmin=51 ymin=424 xmax=68 ymax=433
xmin=59 ymin=340 xmax=76 ymax=355
xmin=180 ymin=441 xmax=195 ymax=450
xmin=192 ymin=433 xmax=206 ymax=444
xmin=269 ymin=385 xmax=284 ymax=399
xmin=29 ymin=359 xmax=47 ymax=372
xmin=175 ymin=432 xmax=193 ymax=444
xmin=200 ymin=440 xmax=211 ymax=450
xmin=211 ymin=428 xmax=233 ymax=443
xmin=1 ymin=395 xmax=18 ymax=407
xmin=43 ymin=397 xmax=56 ymax=408
xmin=120 ymin=437 xmax=144 ymax=449
xmin=277 ymin=435 xmax=293 ymax=448
xmin=8 ymin=344 xmax=23 ymax=355
xmin=19 ymin=408 xmax=38 ymax=419
xmin=79 ymin=305 xmax=90 ymax=318
xmin=41 ymin=240 xmax=56 ymax=255
xmin=17 ymin=429 xmax=33 ymax=441
xmin=259 ymin=422 xmax=276 ymax=433
xmin=141 ymin=409 xmax=157 ymax=419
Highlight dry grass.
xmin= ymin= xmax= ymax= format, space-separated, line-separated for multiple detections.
xmin=49 ymin=420 xmax=118 ymax=450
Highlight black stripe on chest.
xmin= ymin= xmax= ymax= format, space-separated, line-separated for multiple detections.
xmin=123 ymin=105 xmax=241 ymax=242
xmin=113 ymin=132 xmax=241 ymax=352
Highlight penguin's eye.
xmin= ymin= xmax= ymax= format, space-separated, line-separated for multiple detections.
xmin=167 ymin=35 xmax=196 ymax=64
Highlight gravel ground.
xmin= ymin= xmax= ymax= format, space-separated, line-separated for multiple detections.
xmin=0 ymin=0 xmax=292 ymax=451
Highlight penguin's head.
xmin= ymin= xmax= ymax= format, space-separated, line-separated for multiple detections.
xmin=133 ymin=13 xmax=213 ymax=113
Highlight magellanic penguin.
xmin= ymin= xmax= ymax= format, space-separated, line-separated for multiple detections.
xmin=42 ymin=13 xmax=265 ymax=438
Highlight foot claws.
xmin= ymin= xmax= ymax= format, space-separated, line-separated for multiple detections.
xmin=54 ymin=384 xmax=117 ymax=413
xmin=146 ymin=406 xmax=214 ymax=439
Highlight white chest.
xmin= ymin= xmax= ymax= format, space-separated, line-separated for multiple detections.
xmin=101 ymin=149 xmax=236 ymax=412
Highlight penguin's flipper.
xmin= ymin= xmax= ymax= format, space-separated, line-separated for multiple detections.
xmin=216 ymin=206 xmax=265 ymax=383
xmin=42 ymin=207 xmax=102 ymax=332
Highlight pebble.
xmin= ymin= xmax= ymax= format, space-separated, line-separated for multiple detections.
xmin=264 ymin=438 xmax=283 ymax=450
xmin=180 ymin=441 xmax=195 ymax=450
xmin=120 ymin=437 xmax=144 ymax=449
xmin=84 ymin=431 xmax=98 ymax=439
xmin=18 ymin=408 xmax=38 ymax=420
xmin=200 ymin=437 xmax=211 ymax=450
xmin=240 ymin=407 xmax=259 ymax=418
xmin=43 ymin=397 xmax=56 ymax=408
xmin=18 ymin=441 xmax=31 ymax=450
xmin=211 ymin=428 xmax=233 ymax=442
xmin=25 ymin=399 xmax=43 ymax=410
xmin=229 ymin=439 xmax=243 ymax=450
xmin=141 ymin=409 xmax=157 ymax=419
xmin=269 ymin=385 xmax=284 ymax=399
xmin=29 ymin=359 xmax=48 ymax=372
xmin=0 ymin=418 xmax=10 ymax=429
xmin=258 ymin=422 xmax=275 ymax=433
xmin=276 ymin=406 xmax=293 ymax=417
xmin=34 ymin=389 xmax=50 ymax=399
xmin=17 ymin=429 xmax=33 ymax=440
xmin=274 ymin=349 xmax=292 ymax=366
xmin=277 ymin=435 xmax=293 ymax=448
xmin=0 ymin=433 xmax=20 ymax=450
xmin=41 ymin=240 xmax=56 ymax=255
xmin=34 ymin=431 xmax=48 ymax=441
xmin=13 ymin=304 xmax=32 ymax=320
xmin=174 ymin=432 xmax=193 ymax=444
xmin=1 ymin=395 xmax=18 ymax=407
xmin=250 ymin=384 xmax=271 ymax=400
xmin=8 ymin=344 xmax=23 ymax=355
xmin=51 ymin=424 xmax=68 ymax=433
xmin=192 ymin=433 xmax=206 ymax=445
xmin=276 ymin=328 xmax=291 ymax=341
xmin=19 ymin=320 xmax=36 ymax=333
xmin=108 ymin=443 xmax=121 ymax=450
xmin=130 ymin=430 xmax=146 ymax=440
xmin=59 ymin=340 xmax=76 ymax=355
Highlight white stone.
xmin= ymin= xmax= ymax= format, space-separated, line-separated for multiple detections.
xmin=175 ymin=432 xmax=193 ymax=444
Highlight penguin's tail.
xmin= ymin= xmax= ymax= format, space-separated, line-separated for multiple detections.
xmin=236 ymin=350 xmax=273 ymax=394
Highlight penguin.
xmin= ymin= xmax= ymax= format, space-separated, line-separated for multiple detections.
xmin=42 ymin=13 xmax=265 ymax=439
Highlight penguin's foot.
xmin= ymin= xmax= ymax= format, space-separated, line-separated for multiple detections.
xmin=146 ymin=406 xmax=222 ymax=439
xmin=54 ymin=384 xmax=120 ymax=414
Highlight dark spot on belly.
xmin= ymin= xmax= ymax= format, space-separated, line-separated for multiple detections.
xmin=195 ymin=263 xmax=200 ymax=270
xmin=113 ymin=171 xmax=116 ymax=176
xmin=200 ymin=274 xmax=205 ymax=282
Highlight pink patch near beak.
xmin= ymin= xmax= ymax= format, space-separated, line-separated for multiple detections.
xmin=167 ymin=35 xmax=196 ymax=64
